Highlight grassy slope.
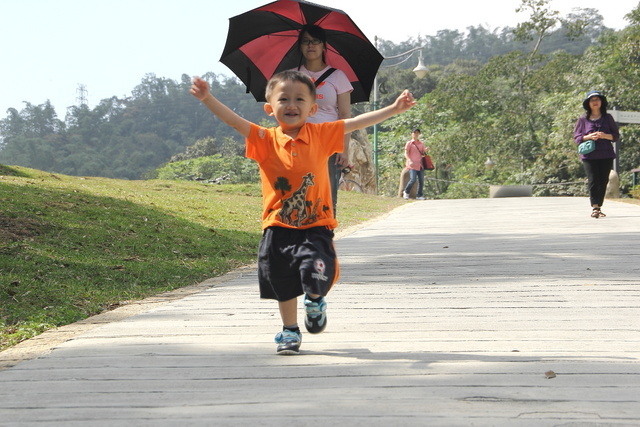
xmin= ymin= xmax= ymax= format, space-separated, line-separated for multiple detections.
xmin=0 ymin=165 xmax=405 ymax=350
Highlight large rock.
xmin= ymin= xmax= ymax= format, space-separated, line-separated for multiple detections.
xmin=345 ymin=129 xmax=376 ymax=194
xmin=398 ymin=168 xmax=417 ymax=198
xmin=606 ymin=169 xmax=620 ymax=199
xmin=489 ymin=185 xmax=533 ymax=198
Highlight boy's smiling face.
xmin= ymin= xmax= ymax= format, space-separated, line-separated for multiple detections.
xmin=264 ymin=80 xmax=317 ymax=136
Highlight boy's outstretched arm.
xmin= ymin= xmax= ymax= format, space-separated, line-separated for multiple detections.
xmin=343 ymin=90 xmax=416 ymax=134
xmin=190 ymin=77 xmax=252 ymax=138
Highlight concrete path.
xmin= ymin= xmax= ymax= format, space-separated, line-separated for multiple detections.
xmin=1 ymin=197 xmax=639 ymax=426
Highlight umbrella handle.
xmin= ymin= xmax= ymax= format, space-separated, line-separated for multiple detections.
xmin=245 ymin=67 xmax=251 ymax=94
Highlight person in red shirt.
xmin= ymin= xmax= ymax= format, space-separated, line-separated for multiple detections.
xmin=403 ymin=129 xmax=428 ymax=200
xmin=190 ymin=70 xmax=416 ymax=354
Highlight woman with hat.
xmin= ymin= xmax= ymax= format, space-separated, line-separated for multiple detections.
xmin=573 ymin=90 xmax=620 ymax=218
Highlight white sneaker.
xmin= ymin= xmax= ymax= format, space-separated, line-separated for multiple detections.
xmin=403 ymin=192 xmax=409 ymax=200
xmin=416 ymin=196 xmax=426 ymax=200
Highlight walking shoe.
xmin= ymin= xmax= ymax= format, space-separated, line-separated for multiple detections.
xmin=403 ymin=192 xmax=410 ymax=200
xmin=416 ymin=196 xmax=426 ymax=200
xmin=274 ymin=329 xmax=301 ymax=355
xmin=304 ymin=295 xmax=327 ymax=334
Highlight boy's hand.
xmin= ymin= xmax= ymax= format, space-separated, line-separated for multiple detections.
xmin=189 ymin=75 xmax=252 ymax=138
xmin=190 ymin=76 xmax=211 ymax=101
xmin=393 ymin=90 xmax=417 ymax=112
xmin=343 ymin=89 xmax=417 ymax=134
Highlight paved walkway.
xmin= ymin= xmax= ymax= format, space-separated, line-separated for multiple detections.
xmin=1 ymin=197 xmax=639 ymax=426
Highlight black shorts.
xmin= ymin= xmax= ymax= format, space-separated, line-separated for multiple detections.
xmin=258 ymin=226 xmax=340 ymax=302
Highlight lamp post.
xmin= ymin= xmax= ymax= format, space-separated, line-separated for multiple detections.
xmin=373 ymin=37 xmax=428 ymax=192
xmin=484 ymin=157 xmax=496 ymax=168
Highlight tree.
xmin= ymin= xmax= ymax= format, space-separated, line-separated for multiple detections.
xmin=513 ymin=0 xmax=561 ymax=60
xmin=0 ymin=7 xmax=624 ymax=189
xmin=575 ymin=4 xmax=640 ymax=182
xmin=371 ymin=0 xmax=615 ymax=198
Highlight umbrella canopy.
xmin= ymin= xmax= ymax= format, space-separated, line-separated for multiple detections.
xmin=220 ymin=0 xmax=382 ymax=103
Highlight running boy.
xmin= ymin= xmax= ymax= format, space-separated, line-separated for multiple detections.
xmin=190 ymin=70 xmax=416 ymax=354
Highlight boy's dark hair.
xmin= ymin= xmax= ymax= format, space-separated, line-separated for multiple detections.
xmin=265 ymin=70 xmax=317 ymax=101
xmin=413 ymin=129 xmax=421 ymax=133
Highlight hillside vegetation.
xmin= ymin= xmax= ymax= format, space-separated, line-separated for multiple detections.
xmin=0 ymin=1 xmax=623 ymax=186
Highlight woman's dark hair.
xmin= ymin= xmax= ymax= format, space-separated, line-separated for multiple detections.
xmin=297 ymin=24 xmax=327 ymax=68
xmin=583 ymin=91 xmax=608 ymax=119
xmin=297 ymin=24 xmax=327 ymax=45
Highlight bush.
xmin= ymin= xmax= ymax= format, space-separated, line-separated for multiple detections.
xmin=149 ymin=154 xmax=259 ymax=184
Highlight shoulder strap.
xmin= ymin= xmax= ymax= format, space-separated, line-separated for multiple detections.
xmin=314 ymin=68 xmax=336 ymax=87
xmin=412 ymin=141 xmax=424 ymax=155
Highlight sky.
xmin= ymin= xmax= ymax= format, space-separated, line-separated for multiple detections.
xmin=1 ymin=0 xmax=638 ymax=117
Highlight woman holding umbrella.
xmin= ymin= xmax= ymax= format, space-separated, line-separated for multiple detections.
xmin=296 ymin=24 xmax=353 ymax=215
xmin=220 ymin=2 xmax=383 ymax=210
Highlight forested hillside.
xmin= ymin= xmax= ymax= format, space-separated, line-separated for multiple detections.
xmin=1 ymin=0 xmax=639 ymax=198
xmin=0 ymin=74 xmax=269 ymax=179
xmin=372 ymin=2 xmax=640 ymax=197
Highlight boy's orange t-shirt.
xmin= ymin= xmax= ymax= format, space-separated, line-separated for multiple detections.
xmin=245 ymin=121 xmax=344 ymax=230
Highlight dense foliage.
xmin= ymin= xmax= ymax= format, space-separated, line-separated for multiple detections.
xmin=0 ymin=74 xmax=268 ymax=179
xmin=1 ymin=0 xmax=639 ymax=198
xmin=374 ymin=1 xmax=640 ymax=197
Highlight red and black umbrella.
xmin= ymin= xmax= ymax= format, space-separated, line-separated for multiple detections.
xmin=220 ymin=0 xmax=382 ymax=103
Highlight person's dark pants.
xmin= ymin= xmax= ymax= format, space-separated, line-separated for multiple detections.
xmin=583 ymin=158 xmax=614 ymax=207
xmin=328 ymin=153 xmax=341 ymax=216
xmin=258 ymin=226 xmax=338 ymax=301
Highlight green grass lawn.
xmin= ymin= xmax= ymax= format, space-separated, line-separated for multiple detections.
xmin=0 ymin=165 xmax=405 ymax=351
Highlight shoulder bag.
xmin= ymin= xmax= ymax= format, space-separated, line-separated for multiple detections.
xmin=578 ymin=140 xmax=595 ymax=155
xmin=413 ymin=142 xmax=435 ymax=170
